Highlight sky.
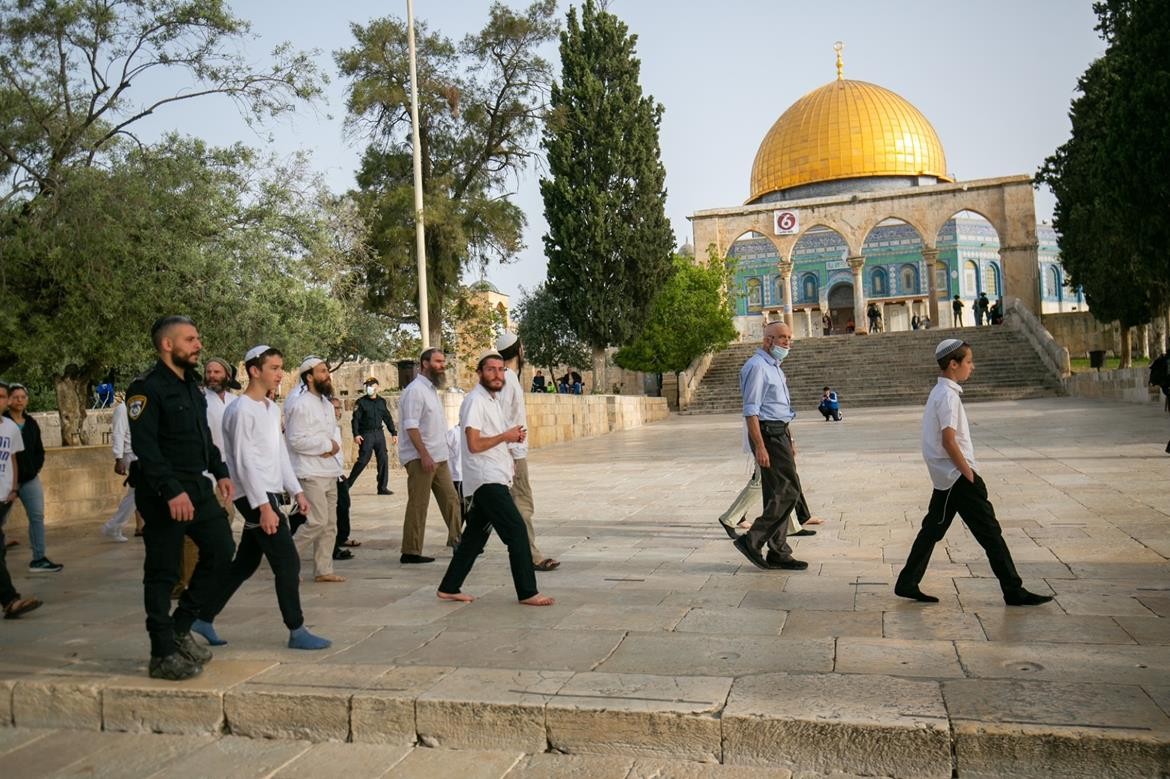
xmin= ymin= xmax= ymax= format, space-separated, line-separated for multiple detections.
xmin=133 ymin=0 xmax=1106 ymax=304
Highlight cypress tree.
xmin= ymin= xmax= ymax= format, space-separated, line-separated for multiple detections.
xmin=540 ymin=0 xmax=674 ymax=391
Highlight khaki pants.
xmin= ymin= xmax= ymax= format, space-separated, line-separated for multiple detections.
xmin=402 ymin=460 xmax=462 ymax=555
xmin=511 ymin=458 xmax=544 ymax=563
xmin=296 ymin=475 xmax=338 ymax=577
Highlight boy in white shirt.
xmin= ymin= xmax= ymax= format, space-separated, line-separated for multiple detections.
xmin=894 ymin=340 xmax=1053 ymax=607
xmin=191 ymin=346 xmax=331 ymax=650
xmin=0 ymin=382 xmax=41 ymax=618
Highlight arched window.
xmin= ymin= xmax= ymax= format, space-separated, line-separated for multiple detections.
xmin=963 ymin=260 xmax=980 ymax=295
xmin=870 ymin=268 xmax=887 ymax=296
xmin=983 ymin=263 xmax=1001 ymax=296
xmin=1043 ymin=266 xmax=1060 ymax=298
xmin=801 ymin=272 xmax=818 ymax=302
xmin=899 ymin=264 xmax=919 ymax=294
xmin=934 ymin=263 xmax=949 ymax=296
xmin=747 ymin=277 xmax=762 ymax=307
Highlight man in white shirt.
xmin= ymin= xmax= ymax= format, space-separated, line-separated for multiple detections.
xmin=0 ymin=382 xmax=41 ymax=618
xmin=495 ymin=332 xmax=558 ymax=571
xmin=283 ymin=356 xmax=345 ymax=583
xmin=101 ymin=396 xmax=139 ymax=542
xmin=437 ymin=351 xmax=553 ymax=607
xmin=191 ymin=346 xmax=331 ymax=650
xmin=894 ymin=339 xmax=1052 ymax=607
xmin=398 ymin=348 xmax=462 ymax=564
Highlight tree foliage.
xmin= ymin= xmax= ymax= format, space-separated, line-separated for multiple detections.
xmin=541 ymin=0 xmax=674 ymax=374
xmin=614 ymin=252 xmax=738 ymax=375
xmin=514 ymin=283 xmax=591 ymax=375
xmin=335 ymin=0 xmax=559 ymax=346
xmin=1036 ymin=0 xmax=1170 ymax=334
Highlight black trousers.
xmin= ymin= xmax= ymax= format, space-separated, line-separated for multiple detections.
xmin=335 ymin=476 xmax=351 ymax=548
xmin=137 ymin=477 xmax=235 ymax=658
xmin=439 ymin=483 xmax=537 ymax=601
xmin=348 ymin=430 xmax=389 ymax=491
xmin=201 ymin=495 xmax=304 ymax=631
xmin=897 ymin=473 xmax=1023 ymax=595
xmin=745 ymin=421 xmax=798 ymax=557
xmin=0 ymin=501 xmax=19 ymax=608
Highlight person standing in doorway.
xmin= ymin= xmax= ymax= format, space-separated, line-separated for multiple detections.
xmin=821 ymin=311 xmax=833 ymax=336
xmin=975 ymin=292 xmax=990 ymax=326
xmin=348 ymin=378 xmax=397 ymax=495
xmin=952 ymin=295 xmax=965 ymax=327
xmin=3 ymin=384 xmax=62 ymax=573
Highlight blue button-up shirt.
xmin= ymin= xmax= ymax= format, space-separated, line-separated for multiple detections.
xmin=740 ymin=348 xmax=794 ymax=422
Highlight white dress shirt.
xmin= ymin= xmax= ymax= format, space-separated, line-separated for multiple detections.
xmin=398 ymin=373 xmax=448 ymax=464
xmin=203 ymin=387 xmax=237 ymax=459
xmin=498 ymin=368 xmax=529 ymax=460
xmin=283 ymin=387 xmax=343 ymax=479
xmin=922 ymin=377 xmax=979 ymax=490
xmin=111 ymin=402 xmax=136 ymax=463
xmin=222 ymin=395 xmax=302 ymax=510
xmin=446 ymin=425 xmax=462 ymax=483
xmin=459 ymin=384 xmax=514 ymax=497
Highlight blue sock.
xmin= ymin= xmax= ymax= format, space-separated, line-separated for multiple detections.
xmin=191 ymin=619 xmax=227 ymax=646
xmin=288 ymin=626 xmax=331 ymax=650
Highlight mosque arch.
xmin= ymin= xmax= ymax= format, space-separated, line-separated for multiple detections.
xmin=745 ymin=276 xmax=764 ymax=307
xmin=800 ymin=272 xmax=819 ymax=302
xmin=1044 ymin=265 xmax=1061 ymax=300
xmin=963 ymin=260 xmax=981 ymax=296
xmin=899 ymin=263 xmax=920 ymax=295
xmin=859 ymin=214 xmax=929 ymax=247
xmin=792 ymin=221 xmax=862 ymax=258
xmin=984 ymin=263 xmax=1001 ymax=297
xmin=870 ymin=267 xmax=889 ymax=297
xmin=925 ymin=206 xmax=1009 ymax=252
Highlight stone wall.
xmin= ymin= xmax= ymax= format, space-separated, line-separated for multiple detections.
xmin=13 ymin=394 xmax=668 ymax=534
xmin=1061 ymin=367 xmax=1165 ymax=405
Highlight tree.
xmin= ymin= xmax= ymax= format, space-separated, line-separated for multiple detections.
xmin=335 ymin=1 xmax=559 ymax=347
xmin=614 ymin=251 xmax=738 ymax=401
xmin=541 ymin=0 xmax=674 ymax=392
xmin=514 ymin=283 xmax=591 ymax=377
xmin=1036 ymin=0 xmax=1170 ymax=364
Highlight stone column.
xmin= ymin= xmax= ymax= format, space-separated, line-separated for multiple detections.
xmin=805 ymin=307 xmax=813 ymax=338
xmin=847 ymin=255 xmax=867 ymax=334
xmin=999 ymin=243 xmax=1042 ymax=315
xmin=922 ymin=247 xmax=940 ymax=325
xmin=777 ymin=260 xmax=794 ymax=332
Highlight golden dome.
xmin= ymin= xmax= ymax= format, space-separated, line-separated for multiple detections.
xmin=749 ymin=78 xmax=951 ymax=202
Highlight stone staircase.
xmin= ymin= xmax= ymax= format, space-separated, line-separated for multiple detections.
xmin=686 ymin=326 xmax=1063 ymax=414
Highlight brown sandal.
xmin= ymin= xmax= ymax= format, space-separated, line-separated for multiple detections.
xmin=4 ymin=596 xmax=42 ymax=619
xmin=341 ymin=540 xmax=361 ymax=547
xmin=534 ymin=559 xmax=560 ymax=571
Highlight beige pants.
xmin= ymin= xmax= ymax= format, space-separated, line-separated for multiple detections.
xmin=296 ymin=475 xmax=338 ymax=577
xmin=511 ymin=458 xmax=544 ymax=563
xmin=402 ymin=459 xmax=462 ymax=555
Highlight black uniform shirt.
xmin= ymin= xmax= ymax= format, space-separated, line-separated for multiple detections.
xmin=127 ymin=359 xmax=229 ymax=501
xmin=351 ymin=395 xmax=397 ymax=437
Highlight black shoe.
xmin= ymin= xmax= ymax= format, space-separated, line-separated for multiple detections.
xmin=792 ymin=528 xmax=816 ymax=537
xmin=378 ymin=489 xmax=394 ymax=495
xmin=765 ymin=550 xmax=809 ymax=570
xmin=174 ymin=631 xmax=212 ymax=665
xmin=149 ymin=652 xmax=202 ymax=681
xmin=894 ymin=583 xmax=939 ymax=603
xmin=1003 ymin=589 xmax=1054 ymax=606
xmin=333 ymin=549 xmax=354 ymax=560
xmin=400 ymin=554 xmax=435 ymax=564
xmin=718 ymin=519 xmax=739 ymax=539
xmin=732 ymin=536 xmax=770 ymax=570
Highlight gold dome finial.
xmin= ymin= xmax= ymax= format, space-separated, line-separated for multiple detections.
xmin=834 ymin=41 xmax=845 ymax=81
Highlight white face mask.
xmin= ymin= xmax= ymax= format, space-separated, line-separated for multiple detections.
xmin=770 ymin=345 xmax=790 ymax=363
xmin=365 ymin=385 xmax=377 ymax=396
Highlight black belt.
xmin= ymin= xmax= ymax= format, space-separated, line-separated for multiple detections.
xmin=760 ymin=420 xmax=790 ymax=431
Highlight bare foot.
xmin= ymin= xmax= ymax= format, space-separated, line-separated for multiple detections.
xmin=437 ymin=590 xmax=475 ymax=603
xmin=735 ymin=518 xmax=751 ymax=529
xmin=519 ymin=594 xmax=555 ymax=607
xmin=805 ymin=516 xmax=825 ymax=525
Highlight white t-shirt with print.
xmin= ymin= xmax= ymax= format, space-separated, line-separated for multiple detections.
xmin=0 ymin=416 xmax=26 ymax=497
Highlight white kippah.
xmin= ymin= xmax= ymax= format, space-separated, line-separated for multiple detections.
xmin=245 ymin=344 xmax=271 ymax=362
xmin=495 ymin=331 xmax=519 ymax=352
xmin=935 ymin=338 xmax=964 ymax=360
xmin=298 ymin=356 xmax=324 ymax=375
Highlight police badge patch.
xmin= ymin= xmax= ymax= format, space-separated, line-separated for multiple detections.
xmin=127 ymin=395 xmax=147 ymax=420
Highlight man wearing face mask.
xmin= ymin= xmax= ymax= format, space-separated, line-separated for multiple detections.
xmin=731 ymin=320 xmax=808 ymax=572
xmin=347 ymin=378 xmax=398 ymax=495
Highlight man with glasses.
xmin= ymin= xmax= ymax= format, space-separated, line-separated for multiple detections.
xmin=731 ymin=321 xmax=808 ymax=572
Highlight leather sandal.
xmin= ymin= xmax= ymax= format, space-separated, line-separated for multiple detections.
xmin=533 ymin=559 xmax=560 ymax=571
xmin=3 ymin=596 xmax=42 ymax=619
xmin=341 ymin=540 xmax=361 ymax=547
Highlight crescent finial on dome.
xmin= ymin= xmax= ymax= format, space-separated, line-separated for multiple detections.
xmin=834 ymin=41 xmax=845 ymax=81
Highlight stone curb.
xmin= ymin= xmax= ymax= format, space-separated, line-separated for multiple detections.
xmin=4 ymin=668 xmax=1168 ymax=777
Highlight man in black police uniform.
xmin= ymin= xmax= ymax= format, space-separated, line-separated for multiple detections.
xmin=347 ymin=377 xmax=398 ymax=495
xmin=128 ymin=316 xmax=236 ymax=680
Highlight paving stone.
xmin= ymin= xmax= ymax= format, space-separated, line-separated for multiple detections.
xmin=225 ymin=666 xmax=357 ymax=742
xmin=779 ymin=610 xmax=882 ymax=638
xmin=147 ymin=734 xmax=313 ymax=778
xmin=102 ymin=660 xmax=274 ymax=735
xmin=415 ymin=668 xmax=572 ymax=752
xmin=0 ymin=678 xmax=12 ymax=725
xmin=671 ymin=606 xmax=786 ymax=636
xmin=882 ymin=609 xmax=987 ymax=641
xmin=12 ymin=678 xmax=102 ymax=730
xmin=977 ymin=613 xmax=1136 ymax=645
xmin=53 ymin=732 xmax=216 ymax=778
xmin=384 ymin=746 xmax=524 ymax=777
xmin=0 ymin=726 xmax=52 ymax=755
xmin=505 ymin=752 xmax=636 ymax=778
xmin=394 ymin=628 xmax=626 ymax=672
xmin=1054 ymin=593 xmax=1159 ymax=617
xmin=739 ymin=589 xmax=856 ymax=612
xmin=835 ymin=638 xmax=964 ymax=678
xmin=554 ymin=604 xmax=689 ymax=632
xmin=545 ymin=672 xmax=732 ymax=761
xmin=722 ymin=673 xmax=950 ymax=777
xmin=628 ymin=758 xmax=794 ymax=778
xmin=956 ymin=640 xmax=1170 ymax=685
xmin=1144 ymin=685 xmax=1170 ymax=718
xmin=944 ymin=679 xmax=1170 ymax=778
xmin=322 ymin=626 xmax=445 ymax=665
xmin=351 ymin=665 xmax=455 ymax=745
xmin=271 ymin=741 xmax=412 ymax=777
xmin=597 ymin=633 xmax=833 ymax=676
xmin=1114 ymin=615 xmax=1170 ymax=645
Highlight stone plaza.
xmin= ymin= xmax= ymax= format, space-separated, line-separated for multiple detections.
xmin=1 ymin=396 xmax=1169 ymax=777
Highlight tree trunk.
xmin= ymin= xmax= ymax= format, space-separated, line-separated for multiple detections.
xmin=1153 ymin=310 xmax=1170 ymax=357
xmin=1135 ymin=324 xmax=1149 ymax=360
xmin=427 ymin=294 xmax=443 ymax=352
xmin=591 ymin=346 xmax=607 ymax=395
xmin=54 ymin=374 xmax=89 ymax=447
xmin=675 ymin=370 xmax=682 ymax=411
xmin=1119 ymin=325 xmax=1132 ymax=369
